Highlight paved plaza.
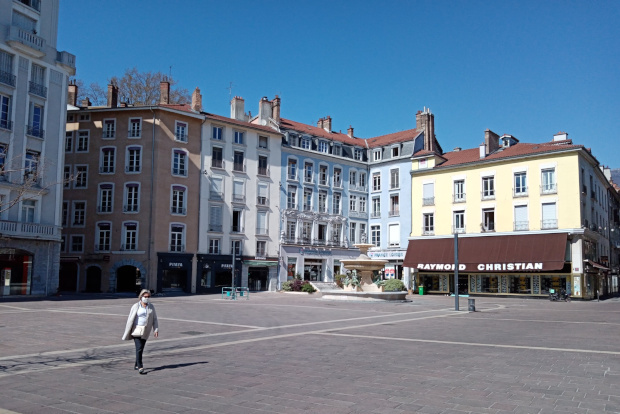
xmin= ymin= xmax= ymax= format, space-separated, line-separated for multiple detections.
xmin=1 ymin=292 xmax=620 ymax=414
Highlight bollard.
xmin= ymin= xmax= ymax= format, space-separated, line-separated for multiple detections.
xmin=468 ymin=298 xmax=475 ymax=312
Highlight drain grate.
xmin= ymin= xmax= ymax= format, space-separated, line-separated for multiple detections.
xmin=180 ymin=331 xmax=204 ymax=336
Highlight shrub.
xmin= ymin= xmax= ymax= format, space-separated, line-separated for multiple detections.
xmin=334 ymin=274 xmax=347 ymax=288
xmin=383 ymin=279 xmax=405 ymax=292
xmin=301 ymin=282 xmax=316 ymax=293
xmin=292 ymin=279 xmax=305 ymax=291
xmin=281 ymin=281 xmax=293 ymax=291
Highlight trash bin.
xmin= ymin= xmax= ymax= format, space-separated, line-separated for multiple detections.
xmin=468 ymin=298 xmax=475 ymax=312
xmin=419 ymin=286 xmax=425 ymax=295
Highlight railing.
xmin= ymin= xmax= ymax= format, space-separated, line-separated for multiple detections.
xmin=0 ymin=120 xmax=13 ymax=131
xmin=286 ymin=203 xmax=298 ymax=210
xmin=333 ymin=179 xmax=343 ymax=188
xmin=514 ymin=221 xmax=529 ymax=231
xmin=287 ymin=172 xmax=297 ymax=180
xmin=18 ymin=0 xmax=41 ymax=11
xmin=211 ymin=159 xmax=223 ymax=168
xmin=210 ymin=191 xmax=223 ymax=200
xmin=453 ymin=193 xmax=465 ymax=203
xmin=349 ymin=211 xmax=368 ymax=218
xmin=209 ymin=224 xmax=222 ymax=232
xmin=540 ymin=184 xmax=557 ymax=195
xmin=314 ymin=239 xmax=327 ymax=246
xmin=0 ymin=70 xmax=16 ymax=87
xmin=389 ymin=209 xmax=400 ymax=217
xmin=257 ymin=196 xmax=268 ymax=206
xmin=29 ymin=81 xmax=47 ymax=98
xmin=303 ymin=205 xmax=313 ymax=211
xmin=125 ymin=165 xmax=140 ymax=173
xmin=26 ymin=125 xmax=44 ymax=139
xmin=258 ymin=167 xmax=268 ymax=176
xmin=452 ymin=226 xmax=466 ymax=234
xmin=231 ymin=225 xmax=244 ymax=233
xmin=256 ymin=227 xmax=268 ymax=235
xmin=169 ymin=244 xmax=185 ymax=252
xmin=541 ymin=219 xmax=558 ymax=230
xmin=99 ymin=166 xmax=114 ymax=174
xmin=56 ymin=51 xmax=76 ymax=69
xmin=171 ymin=207 xmax=186 ymax=215
xmin=0 ymin=220 xmax=60 ymax=238
xmin=8 ymin=26 xmax=45 ymax=52
xmin=422 ymin=197 xmax=434 ymax=206
xmin=233 ymin=163 xmax=245 ymax=172
xmin=481 ymin=191 xmax=495 ymax=200
xmin=422 ymin=228 xmax=434 ymax=236
xmin=97 ymin=205 xmax=112 ymax=213
xmin=513 ymin=187 xmax=528 ymax=197
xmin=319 ymin=178 xmax=327 ymax=186
xmin=304 ymin=175 xmax=313 ymax=183
xmin=120 ymin=244 xmax=137 ymax=251
xmin=371 ymin=211 xmax=381 ymax=218
xmin=232 ymin=194 xmax=245 ymax=203
xmin=123 ymin=205 xmax=139 ymax=213
xmin=333 ymin=207 xmax=341 ymax=215
xmin=175 ymin=132 xmax=188 ymax=142
xmin=102 ymin=130 xmax=116 ymax=139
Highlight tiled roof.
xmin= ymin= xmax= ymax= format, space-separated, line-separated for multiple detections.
xmin=207 ymin=113 xmax=282 ymax=134
xmin=366 ymin=128 xmax=422 ymax=148
xmin=280 ymin=118 xmax=364 ymax=147
xmin=422 ymin=140 xmax=585 ymax=169
xmin=159 ymin=103 xmax=195 ymax=113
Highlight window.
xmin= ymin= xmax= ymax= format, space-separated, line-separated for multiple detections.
xmin=360 ymin=173 xmax=367 ymax=189
xmin=29 ymin=64 xmax=46 ymax=97
xmin=96 ymin=223 xmax=111 ymax=251
xmin=232 ymin=209 xmax=243 ymax=232
xmin=333 ymin=145 xmax=341 ymax=156
xmin=319 ymin=165 xmax=327 ymax=185
xmin=98 ymin=184 xmax=113 ymax=213
xmin=0 ymin=94 xmax=11 ymax=130
xmin=210 ymin=177 xmax=223 ymax=200
xmin=542 ymin=202 xmax=557 ymax=229
xmin=350 ymin=195 xmax=357 ymax=212
xmin=318 ymin=141 xmax=328 ymax=153
xmin=354 ymin=148 xmax=363 ymax=160
xmin=257 ymin=183 xmax=268 ymax=206
xmin=373 ymin=150 xmax=382 ymax=161
xmin=514 ymin=172 xmax=527 ymax=196
xmin=482 ymin=176 xmax=495 ymax=199
xmin=389 ymin=195 xmax=399 ymax=216
xmin=70 ymin=235 xmax=84 ymax=253
xmin=453 ymin=180 xmax=465 ymax=202
xmin=258 ymin=155 xmax=268 ymax=176
xmin=349 ymin=171 xmax=357 ymax=187
xmin=304 ymin=162 xmax=313 ymax=183
xmin=61 ymin=202 xmax=69 ymax=227
xmin=126 ymin=147 xmax=141 ymax=173
xmin=453 ymin=210 xmax=465 ymax=233
xmin=389 ymin=224 xmax=400 ymax=247
xmin=332 ymin=223 xmax=342 ymax=244
xmin=60 ymin=236 xmax=66 ymax=252
xmin=209 ymin=205 xmax=223 ymax=232
xmin=256 ymin=241 xmax=267 ymax=257
xmin=170 ymin=225 xmax=185 ymax=252
xmin=390 ymin=168 xmax=399 ymax=189
xmin=286 ymin=221 xmax=296 ymax=241
xmin=423 ymin=213 xmax=434 ymax=235
xmin=102 ymin=119 xmax=115 ymax=139
xmin=231 ymin=240 xmax=242 ymax=256
xmin=318 ymin=190 xmax=327 ymax=213
xmin=287 ymin=186 xmax=297 ymax=209
xmin=514 ymin=205 xmax=528 ymax=231
xmin=541 ymin=169 xmax=557 ymax=194
xmin=79 ymin=113 xmax=90 ymax=122
xmin=24 ymin=151 xmax=39 ymax=181
xmin=232 ymin=180 xmax=245 ymax=203
xmin=172 ymin=150 xmax=188 ymax=176
xmin=175 ymin=121 xmax=188 ymax=142
xmin=27 ymin=104 xmax=44 ymax=138
xmin=124 ymin=184 xmax=140 ymax=213
xmin=372 ymin=197 xmax=381 ymax=218
xmin=333 ymin=192 xmax=341 ymax=215
xmin=360 ymin=223 xmax=367 ymax=242
xmin=171 ymin=186 xmax=186 ymax=215
xmin=212 ymin=126 xmax=222 ymax=140
xmin=303 ymin=188 xmax=312 ymax=211
xmin=74 ymin=165 xmax=88 ymax=188
xmin=209 ymin=239 xmax=221 ymax=254
xmin=371 ymin=225 xmax=381 ymax=247
xmin=122 ymin=222 xmax=138 ymax=250
xmin=212 ymin=146 xmax=223 ymax=168
xmin=233 ymin=151 xmax=244 ymax=172
xmin=482 ymin=208 xmax=495 ymax=232
xmin=73 ymin=201 xmax=86 ymax=226
xmin=21 ymin=199 xmax=35 ymax=223
xmin=0 ymin=51 xmax=15 ymax=87
xmin=333 ymin=168 xmax=342 ymax=188
xmin=234 ymin=130 xmax=244 ymax=145
xmin=288 ymin=159 xmax=297 ymax=180
xmin=256 ymin=211 xmax=267 ymax=235
xmin=391 ymin=146 xmax=400 ymax=158
xmin=422 ymin=182 xmax=434 ymax=205
xmin=350 ymin=222 xmax=357 ymax=244
xmin=0 ymin=144 xmax=6 ymax=177
xmin=258 ymin=135 xmax=268 ymax=149
xmin=65 ymin=131 xmax=73 ymax=152
xmin=372 ymin=172 xmax=381 ymax=191
xmin=129 ymin=118 xmax=141 ymax=138
xmin=100 ymin=148 xmax=115 ymax=173
xmin=76 ymin=130 xmax=89 ymax=152
xmin=301 ymin=138 xmax=310 ymax=149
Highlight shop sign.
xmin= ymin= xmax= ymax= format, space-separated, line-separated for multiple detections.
xmin=168 ymin=262 xmax=184 ymax=268
xmin=416 ymin=262 xmax=544 ymax=271
xmin=385 ymin=266 xmax=396 ymax=279
xmin=300 ymin=248 xmax=331 ymax=256
xmin=221 ymin=263 xmax=233 ymax=269
xmin=368 ymin=250 xmax=405 ymax=259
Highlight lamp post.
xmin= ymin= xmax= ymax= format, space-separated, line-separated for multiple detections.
xmin=454 ymin=232 xmax=459 ymax=311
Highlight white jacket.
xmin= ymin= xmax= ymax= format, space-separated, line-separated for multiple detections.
xmin=122 ymin=302 xmax=159 ymax=341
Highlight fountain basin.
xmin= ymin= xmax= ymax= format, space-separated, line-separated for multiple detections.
xmin=320 ymin=290 xmax=408 ymax=301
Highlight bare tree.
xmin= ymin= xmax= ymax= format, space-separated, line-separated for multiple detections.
xmin=73 ymin=67 xmax=191 ymax=107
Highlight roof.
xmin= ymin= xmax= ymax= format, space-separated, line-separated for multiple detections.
xmin=159 ymin=103 xmax=195 ymax=113
xmin=417 ymin=140 xmax=585 ymax=170
xmin=279 ymin=118 xmax=364 ymax=147
xmin=206 ymin=113 xmax=282 ymax=134
xmin=365 ymin=128 xmax=422 ymax=148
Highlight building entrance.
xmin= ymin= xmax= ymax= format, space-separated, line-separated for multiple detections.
xmin=117 ymin=265 xmax=140 ymax=293
xmin=304 ymin=260 xmax=323 ymax=281
xmin=58 ymin=262 xmax=77 ymax=292
xmin=86 ymin=266 xmax=102 ymax=292
xmin=248 ymin=267 xmax=268 ymax=291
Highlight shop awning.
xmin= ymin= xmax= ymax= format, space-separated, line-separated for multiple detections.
xmin=404 ymin=233 xmax=568 ymax=273
xmin=243 ymin=260 xmax=279 ymax=267
xmin=585 ymin=260 xmax=609 ymax=271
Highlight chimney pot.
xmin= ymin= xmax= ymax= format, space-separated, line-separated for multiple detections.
xmin=324 ymin=116 xmax=332 ymax=132
xmin=81 ymin=97 xmax=91 ymax=107
xmin=347 ymin=125 xmax=354 ymax=138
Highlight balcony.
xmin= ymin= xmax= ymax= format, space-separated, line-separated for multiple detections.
xmin=422 ymin=197 xmax=434 ymax=206
xmin=513 ymin=187 xmax=528 ymax=198
xmin=169 ymin=244 xmax=185 ymax=252
xmin=210 ymin=191 xmax=223 ymax=200
xmin=29 ymin=81 xmax=47 ymax=98
xmin=209 ymin=224 xmax=223 ymax=232
xmin=371 ymin=211 xmax=381 ymax=218
xmin=452 ymin=226 xmax=466 ymax=234
xmin=56 ymin=51 xmax=76 ymax=76
xmin=256 ymin=227 xmax=268 ymax=236
xmin=540 ymin=184 xmax=557 ymax=195
xmin=541 ymin=219 xmax=558 ymax=230
xmin=514 ymin=221 xmax=529 ymax=231
xmin=481 ymin=191 xmax=495 ymax=200
xmin=26 ymin=125 xmax=44 ymax=139
xmin=7 ymin=26 xmax=45 ymax=57
xmin=0 ymin=120 xmax=13 ymax=131
xmin=232 ymin=194 xmax=246 ymax=204
xmin=171 ymin=207 xmax=186 ymax=215
xmin=0 ymin=220 xmax=60 ymax=239
xmin=0 ymin=70 xmax=16 ymax=87
xmin=123 ymin=205 xmax=139 ymax=213
xmin=257 ymin=196 xmax=268 ymax=206
xmin=350 ymin=211 xmax=368 ymax=219
xmin=453 ymin=193 xmax=466 ymax=203
xmin=231 ymin=225 xmax=244 ymax=233
xmin=258 ymin=167 xmax=269 ymax=176
xmin=389 ymin=209 xmax=400 ymax=217
xmin=211 ymin=159 xmax=224 ymax=169
xmin=233 ymin=163 xmax=246 ymax=172
xmin=17 ymin=0 xmax=41 ymax=12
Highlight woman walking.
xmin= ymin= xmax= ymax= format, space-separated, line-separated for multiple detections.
xmin=122 ymin=289 xmax=159 ymax=374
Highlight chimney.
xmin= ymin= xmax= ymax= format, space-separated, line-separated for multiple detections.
xmin=416 ymin=108 xmax=435 ymax=152
xmin=159 ymin=77 xmax=170 ymax=104
xmin=453 ymin=147 xmax=461 ymax=152
xmin=347 ymin=125 xmax=354 ymax=138
xmin=272 ymin=95 xmax=281 ymax=124
xmin=67 ymin=80 xmax=78 ymax=106
xmin=484 ymin=129 xmax=500 ymax=155
xmin=107 ymin=84 xmax=118 ymax=108
xmin=479 ymin=143 xmax=486 ymax=159
xmin=230 ymin=96 xmax=245 ymax=121
xmin=120 ymin=102 xmax=127 ymax=108
xmin=81 ymin=97 xmax=91 ymax=107
xmin=258 ymin=96 xmax=272 ymax=125
xmin=191 ymin=87 xmax=202 ymax=112
xmin=323 ymin=116 xmax=332 ymax=132
xmin=553 ymin=131 xmax=568 ymax=142
xmin=317 ymin=118 xmax=324 ymax=129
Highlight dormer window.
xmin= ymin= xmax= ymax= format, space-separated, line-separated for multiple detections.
xmin=373 ymin=150 xmax=382 ymax=161
xmin=391 ymin=146 xmax=399 ymax=157
xmin=318 ymin=141 xmax=328 ymax=153
xmin=354 ymin=148 xmax=363 ymax=160
xmin=333 ymin=145 xmax=341 ymax=156
xmin=301 ymin=138 xmax=311 ymax=149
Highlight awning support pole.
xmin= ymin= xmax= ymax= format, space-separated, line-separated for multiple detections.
xmin=454 ymin=232 xmax=459 ymax=311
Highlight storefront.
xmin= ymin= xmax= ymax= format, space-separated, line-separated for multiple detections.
xmin=367 ymin=249 xmax=412 ymax=288
xmin=157 ymin=253 xmax=194 ymax=293
xmin=243 ymin=259 xmax=278 ymax=291
xmin=196 ymin=254 xmax=242 ymax=294
xmin=280 ymin=246 xmax=359 ymax=287
xmin=404 ymin=233 xmax=579 ymax=297
xmin=0 ymin=248 xmax=33 ymax=296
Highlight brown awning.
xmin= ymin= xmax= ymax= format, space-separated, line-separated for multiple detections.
xmin=585 ymin=260 xmax=609 ymax=271
xmin=404 ymin=233 xmax=568 ymax=273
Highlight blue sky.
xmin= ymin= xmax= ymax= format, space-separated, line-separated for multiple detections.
xmin=58 ymin=0 xmax=620 ymax=168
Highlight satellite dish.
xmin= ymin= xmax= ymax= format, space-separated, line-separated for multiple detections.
xmin=261 ymin=119 xmax=267 ymax=126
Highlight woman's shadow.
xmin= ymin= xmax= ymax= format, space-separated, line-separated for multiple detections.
xmin=142 ymin=361 xmax=208 ymax=374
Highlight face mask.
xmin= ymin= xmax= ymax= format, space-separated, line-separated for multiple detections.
xmin=141 ymin=297 xmax=149 ymax=304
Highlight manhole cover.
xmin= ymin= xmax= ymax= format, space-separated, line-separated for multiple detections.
xmin=180 ymin=331 xmax=204 ymax=336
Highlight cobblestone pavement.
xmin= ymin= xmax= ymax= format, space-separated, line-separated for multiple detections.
xmin=1 ymin=292 xmax=620 ymax=414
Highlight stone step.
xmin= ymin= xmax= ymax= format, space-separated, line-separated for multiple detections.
xmin=309 ymin=281 xmax=341 ymax=292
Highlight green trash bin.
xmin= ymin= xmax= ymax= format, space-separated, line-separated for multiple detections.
xmin=419 ymin=286 xmax=425 ymax=295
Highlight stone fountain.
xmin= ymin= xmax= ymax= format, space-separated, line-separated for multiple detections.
xmin=321 ymin=242 xmax=408 ymax=301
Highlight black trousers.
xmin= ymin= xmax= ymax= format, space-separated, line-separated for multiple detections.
xmin=133 ymin=337 xmax=147 ymax=368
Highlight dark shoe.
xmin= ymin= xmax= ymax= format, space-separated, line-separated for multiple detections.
xmin=138 ymin=368 xmax=145 ymax=374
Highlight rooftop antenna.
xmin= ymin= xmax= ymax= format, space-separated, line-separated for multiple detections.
xmin=226 ymin=82 xmax=234 ymax=102
xmin=169 ymin=65 xmax=173 ymax=79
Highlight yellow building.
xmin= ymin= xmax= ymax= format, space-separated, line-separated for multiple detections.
xmin=404 ymin=131 xmax=613 ymax=300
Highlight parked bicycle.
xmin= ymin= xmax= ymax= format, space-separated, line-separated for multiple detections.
xmin=549 ymin=288 xmax=571 ymax=302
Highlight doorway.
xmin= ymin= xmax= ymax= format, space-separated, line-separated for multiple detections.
xmin=248 ymin=267 xmax=268 ymax=291
xmin=304 ymin=260 xmax=323 ymax=281
xmin=58 ymin=262 xmax=78 ymax=292
xmin=117 ymin=265 xmax=140 ymax=293
xmin=85 ymin=266 xmax=102 ymax=292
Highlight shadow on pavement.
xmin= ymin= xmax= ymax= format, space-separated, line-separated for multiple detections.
xmin=143 ymin=361 xmax=209 ymax=374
